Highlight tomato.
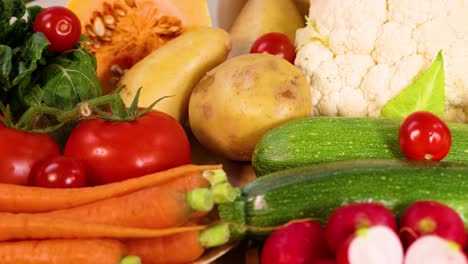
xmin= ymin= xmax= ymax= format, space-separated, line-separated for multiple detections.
xmin=399 ymin=111 xmax=452 ymax=161
xmin=250 ymin=32 xmax=296 ymax=64
xmin=0 ymin=124 xmax=61 ymax=185
xmin=31 ymin=156 xmax=87 ymax=188
xmin=33 ymin=6 xmax=81 ymax=53
xmin=64 ymin=110 xmax=191 ymax=185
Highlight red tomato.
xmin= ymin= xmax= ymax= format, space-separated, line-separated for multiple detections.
xmin=33 ymin=6 xmax=81 ymax=53
xmin=399 ymin=111 xmax=451 ymax=161
xmin=31 ymin=156 xmax=87 ymax=188
xmin=250 ymin=32 xmax=296 ymax=64
xmin=64 ymin=110 xmax=191 ymax=185
xmin=0 ymin=124 xmax=61 ymax=185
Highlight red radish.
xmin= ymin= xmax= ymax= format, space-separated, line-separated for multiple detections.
xmin=312 ymin=258 xmax=336 ymax=264
xmin=400 ymin=200 xmax=466 ymax=248
xmin=336 ymin=225 xmax=404 ymax=264
xmin=325 ymin=202 xmax=397 ymax=253
xmin=261 ymin=220 xmax=331 ymax=264
xmin=404 ymin=235 xmax=467 ymax=264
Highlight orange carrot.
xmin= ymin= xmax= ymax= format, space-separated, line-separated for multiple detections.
xmin=0 ymin=213 xmax=206 ymax=241
xmin=0 ymin=164 xmax=221 ymax=213
xmin=126 ymin=230 xmax=205 ymax=264
xmin=162 ymin=171 xmax=210 ymax=192
xmin=0 ymin=239 xmax=127 ymax=264
xmin=40 ymin=186 xmax=192 ymax=229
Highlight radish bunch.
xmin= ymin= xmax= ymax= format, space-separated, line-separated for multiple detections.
xmin=260 ymin=201 xmax=468 ymax=264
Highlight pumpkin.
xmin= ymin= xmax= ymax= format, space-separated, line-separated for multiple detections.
xmin=67 ymin=0 xmax=212 ymax=93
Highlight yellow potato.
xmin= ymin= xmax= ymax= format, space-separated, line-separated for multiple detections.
xmin=189 ymin=54 xmax=311 ymax=161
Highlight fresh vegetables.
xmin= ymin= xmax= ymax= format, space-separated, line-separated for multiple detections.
xmin=0 ymin=0 xmax=101 ymax=114
xmin=0 ymin=164 xmax=220 ymax=213
xmin=119 ymin=27 xmax=231 ymax=123
xmin=399 ymin=111 xmax=452 ymax=161
xmin=400 ymin=201 xmax=466 ymax=249
xmin=250 ymin=32 xmax=296 ymax=64
xmin=0 ymin=239 xmax=130 ymax=264
xmin=325 ymin=203 xmax=397 ymax=253
xmin=189 ymin=53 xmax=311 ymax=161
xmin=219 ymin=160 xmax=468 ymax=230
xmin=252 ymin=117 xmax=468 ymax=176
xmin=33 ymin=6 xmax=81 ymax=53
xmin=229 ymin=0 xmax=304 ymax=58
xmin=31 ymin=155 xmax=87 ymax=188
xmin=404 ymin=235 xmax=468 ymax=264
xmin=0 ymin=124 xmax=61 ymax=185
xmin=67 ymin=0 xmax=213 ymax=94
xmin=336 ymin=226 xmax=404 ymax=264
xmin=64 ymin=109 xmax=191 ymax=185
xmin=39 ymin=184 xmax=210 ymax=229
xmin=125 ymin=230 xmax=206 ymax=264
xmin=260 ymin=220 xmax=331 ymax=264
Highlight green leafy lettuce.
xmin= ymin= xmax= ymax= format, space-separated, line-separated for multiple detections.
xmin=0 ymin=0 xmax=102 ymax=114
xmin=380 ymin=51 xmax=445 ymax=119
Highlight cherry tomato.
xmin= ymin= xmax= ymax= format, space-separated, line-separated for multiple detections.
xmin=0 ymin=124 xmax=61 ymax=185
xmin=33 ymin=6 xmax=81 ymax=53
xmin=64 ymin=110 xmax=191 ymax=185
xmin=31 ymin=156 xmax=87 ymax=188
xmin=399 ymin=111 xmax=452 ymax=161
xmin=250 ymin=32 xmax=296 ymax=64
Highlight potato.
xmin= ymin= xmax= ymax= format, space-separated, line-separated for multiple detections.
xmin=188 ymin=53 xmax=311 ymax=161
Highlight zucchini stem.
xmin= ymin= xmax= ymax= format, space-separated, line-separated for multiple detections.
xmin=212 ymin=183 xmax=239 ymax=204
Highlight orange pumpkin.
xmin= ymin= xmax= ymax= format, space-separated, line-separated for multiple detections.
xmin=67 ymin=0 xmax=212 ymax=93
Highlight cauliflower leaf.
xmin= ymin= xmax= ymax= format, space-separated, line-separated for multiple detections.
xmin=380 ymin=51 xmax=445 ymax=119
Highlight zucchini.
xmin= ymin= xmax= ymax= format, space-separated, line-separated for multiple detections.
xmin=219 ymin=159 xmax=468 ymax=235
xmin=252 ymin=117 xmax=468 ymax=176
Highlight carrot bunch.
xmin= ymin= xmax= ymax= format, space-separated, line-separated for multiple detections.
xmin=0 ymin=164 xmax=236 ymax=264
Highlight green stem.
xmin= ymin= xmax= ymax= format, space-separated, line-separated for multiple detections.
xmin=120 ymin=256 xmax=141 ymax=264
xmin=202 ymin=169 xmax=228 ymax=186
xmin=187 ymin=188 xmax=214 ymax=212
xmin=212 ymin=183 xmax=239 ymax=204
xmin=198 ymin=224 xmax=231 ymax=248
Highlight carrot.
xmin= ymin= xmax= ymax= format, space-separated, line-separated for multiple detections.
xmin=162 ymin=171 xmax=210 ymax=192
xmin=0 ymin=239 xmax=128 ymax=264
xmin=0 ymin=164 xmax=221 ymax=213
xmin=125 ymin=230 xmax=205 ymax=264
xmin=0 ymin=213 xmax=206 ymax=241
xmin=40 ymin=186 xmax=193 ymax=229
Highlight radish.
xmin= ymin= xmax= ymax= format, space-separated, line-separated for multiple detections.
xmin=260 ymin=220 xmax=331 ymax=264
xmin=336 ymin=225 xmax=404 ymax=264
xmin=404 ymin=235 xmax=467 ymax=264
xmin=312 ymin=258 xmax=336 ymax=264
xmin=400 ymin=200 xmax=466 ymax=248
xmin=325 ymin=202 xmax=397 ymax=253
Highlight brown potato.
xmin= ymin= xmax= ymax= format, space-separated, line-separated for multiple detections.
xmin=188 ymin=54 xmax=311 ymax=161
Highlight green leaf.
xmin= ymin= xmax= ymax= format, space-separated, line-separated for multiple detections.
xmin=380 ymin=51 xmax=445 ymax=119
xmin=38 ymin=48 xmax=102 ymax=110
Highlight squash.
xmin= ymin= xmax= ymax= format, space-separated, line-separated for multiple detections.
xmin=66 ymin=0 xmax=212 ymax=93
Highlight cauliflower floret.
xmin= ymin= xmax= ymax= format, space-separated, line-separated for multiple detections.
xmin=295 ymin=0 xmax=468 ymax=122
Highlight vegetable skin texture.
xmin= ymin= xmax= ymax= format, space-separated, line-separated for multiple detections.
xmin=0 ymin=239 xmax=126 ymax=264
xmin=189 ymin=53 xmax=311 ymax=161
xmin=125 ymin=230 xmax=205 ymax=264
xmin=0 ymin=213 xmax=206 ymax=241
xmin=119 ymin=27 xmax=231 ymax=124
xmin=0 ymin=164 xmax=220 ymax=213
xmin=219 ymin=160 xmax=468 ymax=233
xmin=39 ymin=185 xmax=192 ymax=229
xmin=294 ymin=0 xmax=468 ymax=122
xmin=252 ymin=117 xmax=468 ymax=176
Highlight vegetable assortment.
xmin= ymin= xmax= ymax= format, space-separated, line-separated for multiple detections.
xmin=259 ymin=200 xmax=468 ymax=264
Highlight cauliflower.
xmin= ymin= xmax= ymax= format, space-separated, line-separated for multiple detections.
xmin=295 ymin=0 xmax=468 ymax=122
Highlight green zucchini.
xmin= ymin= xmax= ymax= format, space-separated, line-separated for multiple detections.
xmin=219 ymin=159 xmax=468 ymax=235
xmin=252 ymin=117 xmax=468 ymax=176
